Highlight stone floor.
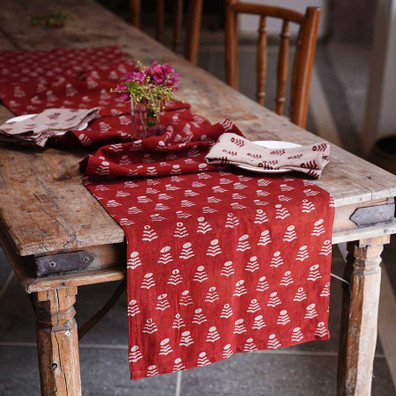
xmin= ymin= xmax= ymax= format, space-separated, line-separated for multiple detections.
xmin=1 ymin=27 xmax=396 ymax=396
xmin=1 ymin=248 xmax=395 ymax=395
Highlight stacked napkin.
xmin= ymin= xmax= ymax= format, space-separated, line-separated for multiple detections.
xmin=0 ymin=108 xmax=99 ymax=147
xmin=206 ymin=133 xmax=330 ymax=178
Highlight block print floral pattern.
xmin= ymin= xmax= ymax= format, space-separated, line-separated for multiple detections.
xmin=0 ymin=47 xmax=335 ymax=380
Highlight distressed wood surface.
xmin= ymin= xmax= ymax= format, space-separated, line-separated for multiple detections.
xmin=337 ymin=236 xmax=389 ymax=396
xmin=1 ymin=0 xmax=396 ymax=258
xmin=33 ymin=287 xmax=81 ymax=396
xmin=2 ymin=217 xmax=396 ymax=294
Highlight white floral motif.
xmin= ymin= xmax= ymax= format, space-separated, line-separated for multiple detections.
xmin=179 ymin=242 xmax=194 ymax=259
xmin=221 ymin=261 xmax=235 ymax=277
xmin=245 ymin=256 xmax=259 ymax=272
xmin=127 ymin=251 xmax=142 ymax=270
xmin=307 ymin=264 xmax=322 ymax=281
xmin=237 ymin=234 xmax=251 ymax=252
xmin=293 ymin=287 xmax=307 ymax=302
xmin=280 ymin=271 xmax=294 ymax=286
xmin=129 ymin=346 xmax=143 ymax=363
xmin=206 ymin=239 xmax=221 ymax=257
xmin=192 ymin=308 xmax=207 ymax=325
xmin=193 ymin=266 xmax=208 ymax=283
xmin=156 ymin=294 xmax=170 ymax=311
xmin=179 ymin=290 xmax=193 ymax=306
xmin=225 ymin=213 xmax=239 ymax=228
xmin=197 ymin=217 xmax=212 ymax=234
xmin=252 ymin=315 xmax=266 ymax=330
xmin=168 ymin=269 xmax=183 ymax=285
xmin=206 ymin=326 xmax=221 ymax=342
xmin=254 ymin=209 xmax=268 ymax=224
xmin=233 ymin=319 xmax=247 ymax=334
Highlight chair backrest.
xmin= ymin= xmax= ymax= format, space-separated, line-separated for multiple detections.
xmin=225 ymin=1 xmax=321 ymax=128
xmin=130 ymin=0 xmax=203 ymax=65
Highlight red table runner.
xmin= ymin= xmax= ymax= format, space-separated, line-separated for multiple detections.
xmin=0 ymin=47 xmax=335 ymax=380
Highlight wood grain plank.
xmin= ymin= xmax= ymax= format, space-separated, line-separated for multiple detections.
xmin=6 ymin=218 xmax=396 ymax=293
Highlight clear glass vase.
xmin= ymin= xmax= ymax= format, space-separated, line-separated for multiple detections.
xmin=130 ymin=99 xmax=163 ymax=139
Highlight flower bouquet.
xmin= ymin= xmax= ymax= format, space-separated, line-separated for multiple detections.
xmin=113 ymin=61 xmax=180 ymax=138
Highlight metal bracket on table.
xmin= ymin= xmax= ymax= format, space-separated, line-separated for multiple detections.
xmin=349 ymin=203 xmax=395 ymax=226
xmin=34 ymin=251 xmax=95 ymax=277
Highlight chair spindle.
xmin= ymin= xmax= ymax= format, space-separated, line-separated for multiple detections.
xmin=276 ymin=20 xmax=290 ymax=115
xmin=173 ymin=0 xmax=184 ymax=52
xmin=130 ymin=0 xmax=203 ymax=65
xmin=290 ymin=27 xmax=303 ymax=122
xmin=256 ymin=16 xmax=267 ymax=105
xmin=130 ymin=0 xmax=140 ymax=28
xmin=156 ymin=0 xmax=165 ymax=42
xmin=225 ymin=2 xmax=321 ymax=128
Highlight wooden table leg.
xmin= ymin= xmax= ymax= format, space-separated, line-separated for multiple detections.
xmin=337 ymin=236 xmax=389 ymax=396
xmin=33 ymin=287 xmax=81 ymax=396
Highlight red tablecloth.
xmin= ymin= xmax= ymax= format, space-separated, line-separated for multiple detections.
xmin=0 ymin=47 xmax=335 ymax=380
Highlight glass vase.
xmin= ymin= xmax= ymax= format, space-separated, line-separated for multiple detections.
xmin=130 ymin=99 xmax=163 ymax=139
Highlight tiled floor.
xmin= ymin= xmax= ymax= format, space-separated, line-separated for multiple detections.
xmin=0 ymin=248 xmax=394 ymax=395
xmin=1 ymin=31 xmax=396 ymax=396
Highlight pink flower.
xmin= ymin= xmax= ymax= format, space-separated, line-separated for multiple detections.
xmin=151 ymin=63 xmax=166 ymax=85
xmin=126 ymin=71 xmax=145 ymax=83
xmin=167 ymin=72 xmax=180 ymax=88
xmin=112 ymin=61 xmax=179 ymax=104
xmin=162 ymin=63 xmax=175 ymax=75
xmin=119 ymin=92 xmax=130 ymax=101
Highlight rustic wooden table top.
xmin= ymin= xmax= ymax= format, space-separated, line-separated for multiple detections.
xmin=1 ymin=0 xmax=396 ymax=260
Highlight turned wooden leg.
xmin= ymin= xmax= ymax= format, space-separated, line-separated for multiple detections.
xmin=337 ymin=236 xmax=389 ymax=396
xmin=33 ymin=287 xmax=81 ymax=396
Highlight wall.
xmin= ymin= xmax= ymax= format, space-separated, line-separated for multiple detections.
xmin=329 ymin=0 xmax=375 ymax=42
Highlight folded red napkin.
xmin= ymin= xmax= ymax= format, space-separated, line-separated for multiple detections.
xmin=0 ymin=108 xmax=99 ymax=147
xmin=206 ymin=133 xmax=330 ymax=179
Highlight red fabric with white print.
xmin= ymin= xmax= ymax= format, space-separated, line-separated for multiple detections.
xmin=80 ymin=115 xmax=335 ymax=380
xmin=0 ymin=47 xmax=335 ymax=380
xmin=0 ymin=46 xmax=193 ymax=149
xmin=0 ymin=46 xmax=127 ymax=85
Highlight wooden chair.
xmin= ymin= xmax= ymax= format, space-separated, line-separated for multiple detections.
xmin=225 ymin=1 xmax=321 ymax=128
xmin=130 ymin=0 xmax=203 ymax=65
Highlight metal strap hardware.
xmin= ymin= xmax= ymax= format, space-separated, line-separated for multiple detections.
xmin=35 ymin=251 xmax=95 ymax=277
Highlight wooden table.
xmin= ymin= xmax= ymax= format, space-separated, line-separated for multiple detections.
xmin=1 ymin=1 xmax=396 ymax=395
